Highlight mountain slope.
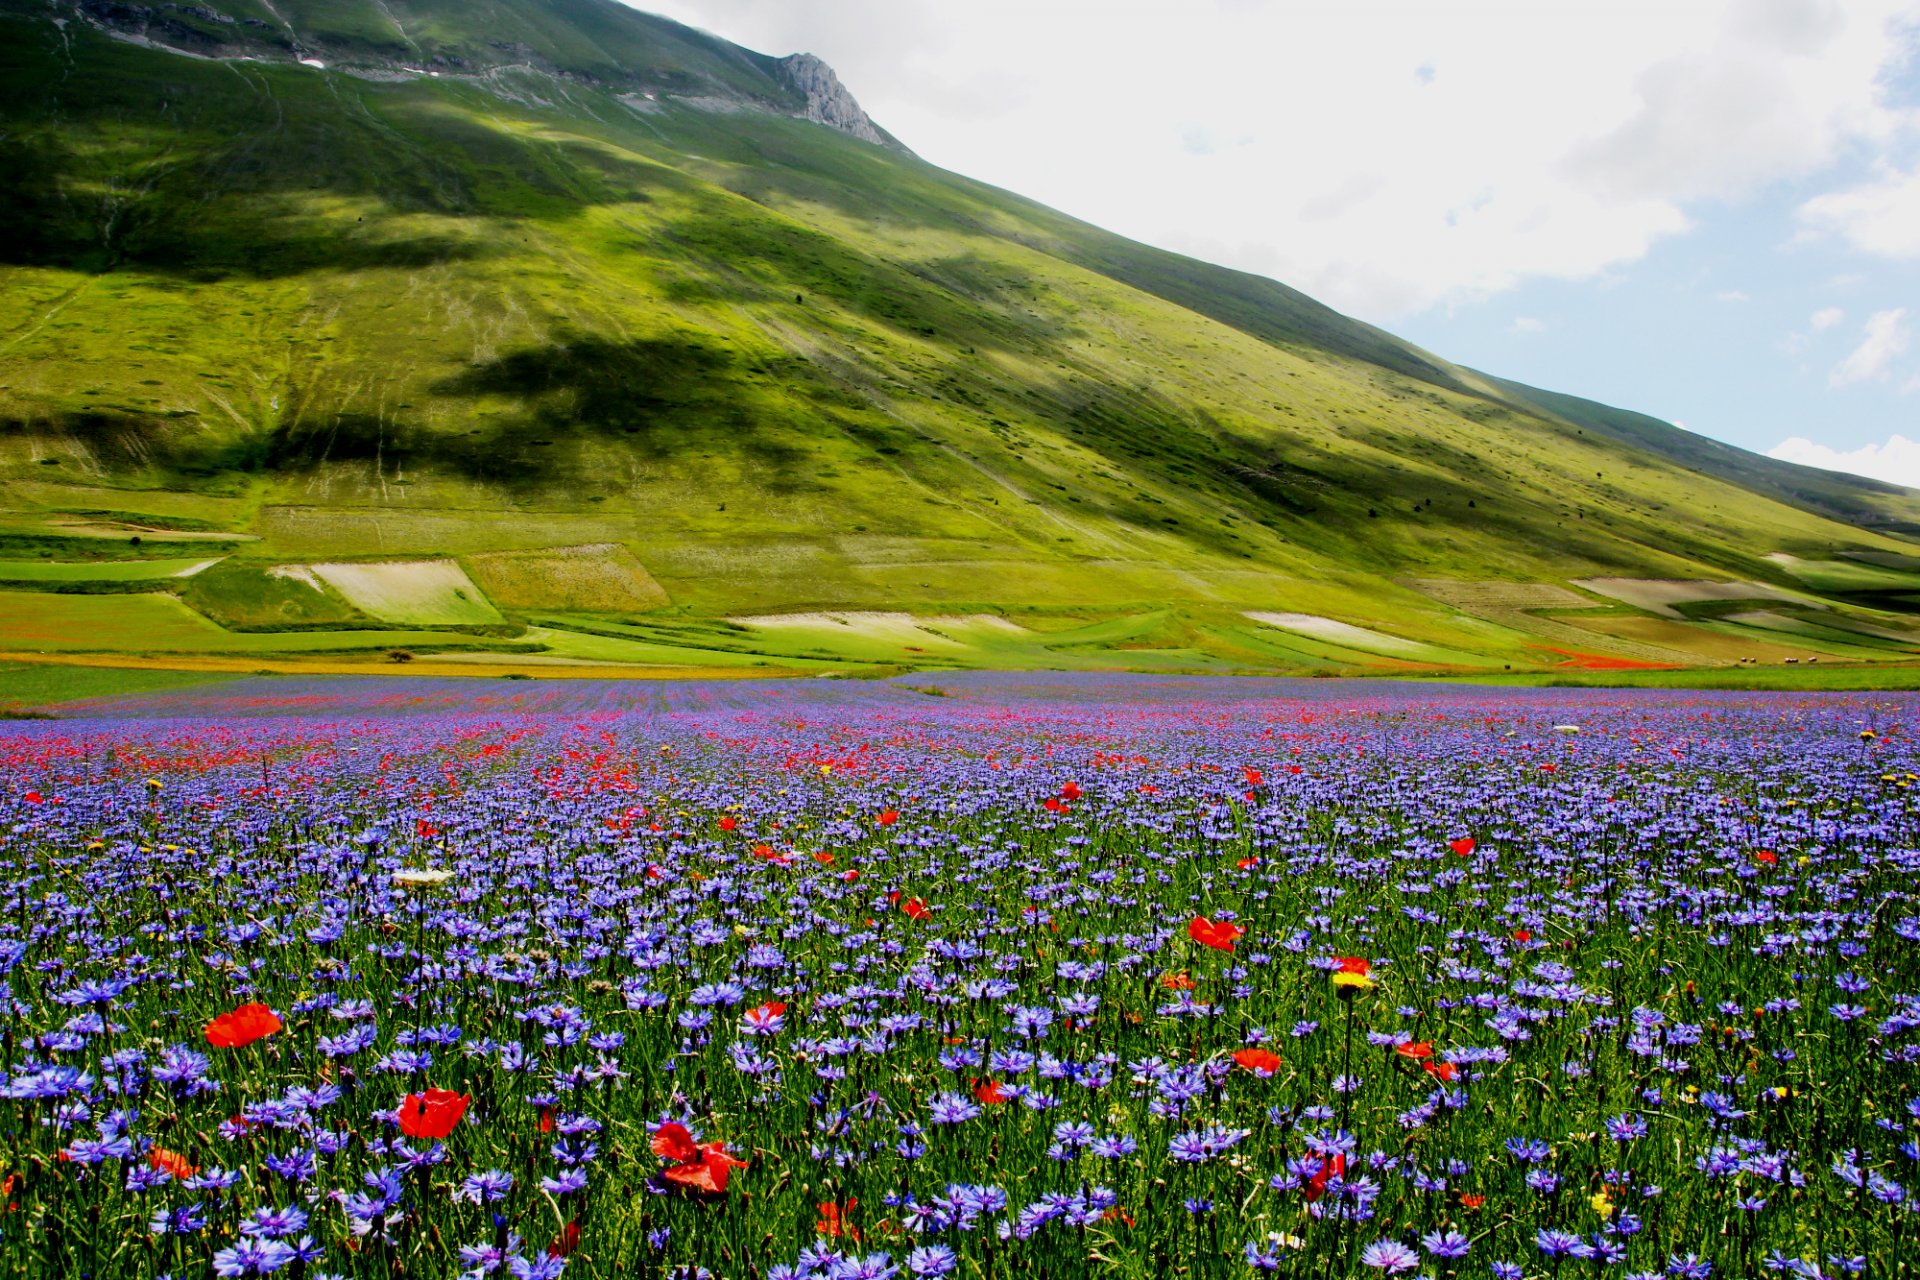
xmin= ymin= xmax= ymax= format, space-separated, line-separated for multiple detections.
xmin=1480 ymin=372 xmax=1920 ymax=535
xmin=3 ymin=0 xmax=1919 ymax=675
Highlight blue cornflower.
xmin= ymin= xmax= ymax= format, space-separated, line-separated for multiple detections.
xmin=906 ymin=1245 xmax=957 ymax=1277
xmin=507 ymin=1254 xmax=567 ymax=1280
xmin=212 ymin=1238 xmax=296 ymax=1276
xmin=538 ymin=1169 xmax=589 ymax=1196
xmin=240 ymin=1206 xmax=309 ymax=1239
xmin=458 ymin=1170 xmax=516 ymax=1204
xmin=1537 ymin=1230 xmax=1583 ymax=1258
xmin=927 ymin=1093 xmax=982 ymax=1125
xmin=1606 ymin=1113 xmax=1649 ymax=1141
xmin=1245 ymin=1241 xmax=1284 ymax=1271
xmin=1360 ymin=1240 xmax=1420 ymax=1274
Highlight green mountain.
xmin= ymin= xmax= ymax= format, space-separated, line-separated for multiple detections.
xmin=4 ymin=0 xmax=1920 ymax=678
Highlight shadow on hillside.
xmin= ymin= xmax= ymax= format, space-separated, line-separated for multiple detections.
xmin=0 ymin=43 xmax=688 ymax=281
xmin=650 ymin=199 xmax=1075 ymax=358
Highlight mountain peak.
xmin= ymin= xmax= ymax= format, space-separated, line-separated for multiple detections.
xmin=776 ymin=51 xmax=894 ymax=149
xmin=42 ymin=0 xmax=903 ymax=148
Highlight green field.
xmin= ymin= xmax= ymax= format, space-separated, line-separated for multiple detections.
xmin=0 ymin=662 xmax=235 ymax=710
xmin=0 ymin=592 xmax=506 ymax=654
xmin=0 ymin=557 xmax=219 ymax=581
xmin=3 ymin=0 xmax=1920 ymax=677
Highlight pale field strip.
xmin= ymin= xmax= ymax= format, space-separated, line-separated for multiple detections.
xmin=1572 ymin=577 xmax=1813 ymax=618
xmin=1411 ymin=578 xmax=1711 ymax=665
xmin=259 ymin=507 xmax=639 ymax=555
xmin=266 ymin=565 xmax=328 ymax=592
xmin=1726 ymin=610 xmax=1919 ymax=647
xmin=728 ymin=612 xmax=1029 ymax=651
xmin=310 ymin=560 xmax=504 ymax=625
xmin=466 ymin=544 xmax=670 ymax=612
xmin=0 ymin=557 xmax=222 ymax=580
xmin=1241 ymin=611 xmax=1435 ymax=658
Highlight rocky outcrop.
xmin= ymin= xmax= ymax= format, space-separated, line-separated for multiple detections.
xmin=55 ymin=2 xmax=904 ymax=150
xmin=776 ymin=53 xmax=894 ymax=149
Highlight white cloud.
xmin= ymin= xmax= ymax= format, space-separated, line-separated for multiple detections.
xmin=1800 ymin=164 xmax=1920 ymax=258
xmin=1811 ymin=306 xmax=1846 ymax=330
xmin=1770 ymin=433 xmax=1920 ymax=487
xmin=1715 ymin=289 xmax=1750 ymax=302
xmin=1830 ymin=307 xmax=1911 ymax=386
xmin=1511 ymin=316 xmax=1547 ymax=334
xmin=631 ymin=0 xmax=1920 ymax=320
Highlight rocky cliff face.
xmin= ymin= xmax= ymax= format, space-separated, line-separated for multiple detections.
xmin=777 ymin=52 xmax=895 ymax=149
xmin=44 ymin=1 xmax=903 ymax=150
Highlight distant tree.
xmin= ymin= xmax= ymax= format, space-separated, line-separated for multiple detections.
xmin=387 ymin=649 xmax=415 ymax=664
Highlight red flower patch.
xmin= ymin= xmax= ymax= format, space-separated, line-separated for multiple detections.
xmin=396 ymin=1088 xmax=469 ymax=1140
xmin=204 ymin=1003 xmax=281 ymax=1049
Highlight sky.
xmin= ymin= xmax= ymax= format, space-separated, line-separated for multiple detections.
xmin=631 ymin=0 xmax=1920 ymax=486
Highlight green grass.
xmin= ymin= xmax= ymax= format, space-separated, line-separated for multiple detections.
xmin=0 ymin=592 xmax=511 ymax=654
xmin=177 ymin=560 xmax=372 ymax=630
xmin=0 ymin=661 xmax=235 ymax=709
xmin=0 ymin=557 xmax=218 ymax=581
xmin=2 ymin=2 xmax=1920 ymax=671
xmin=1448 ymin=662 xmax=1920 ymax=690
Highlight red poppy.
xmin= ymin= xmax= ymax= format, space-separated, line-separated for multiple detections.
xmin=1232 ymin=1047 xmax=1282 ymax=1075
xmin=1043 ymin=797 xmax=1067 ymax=813
xmin=204 ymin=1003 xmax=282 ymax=1049
xmin=1394 ymin=1040 xmax=1434 ymax=1061
xmin=1459 ymin=1192 xmax=1485 ymax=1210
xmin=1302 ymin=1152 xmax=1347 ymax=1201
xmin=1423 ymin=1060 xmax=1460 ymax=1082
xmin=652 ymin=1122 xmax=747 ymax=1194
xmin=816 ymin=1197 xmax=860 ymax=1240
xmin=22 ymin=792 xmax=41 ymax=805
xmin=547 ymin=1218 xmax=581 ymax=1259
xmin=1060 ymin=781 xmax=1082 ymax=801
xmin=877 ymin=809 xmax=899 ymax=826
xmin=972 ymin=1079 xmax=1010 ymax=1105
xmin=901 ymin=897 xmax=931 ymax=921
xmin=539 ymin=1105 xmax=555 ymax=1134
xmin=396 ymin=1088 xmax=470 ymax=1139
xmin=1244 ymin=767 xmax=1265 ymax=787
xmin=1236 ymin=857 xmax=1259 ymax=870
xmin=1160 ymin=970 xmax=1196 ymax=990
xmin=148 ymin=1147 xmax=197 ymax=1181
xmin=1449 ymin=837 xmax=1476 ymax=857
xmin=812 ymin=850 xmax=835 ymax=865
xmin=743 ymin=1001 xmax=787 ymax=1033
xmin=1188 ymin=916 xmax=1245 ymax=952
xmin=718 ymin=815 xmax=738 ymax=832
xmin=1512 ymin=928 xmax=1533 ymax=943
xmin=1754 ymin=850 xmax=1779 ymax=865
xmin=1333 ymin=956 xmax=1370 ymax=976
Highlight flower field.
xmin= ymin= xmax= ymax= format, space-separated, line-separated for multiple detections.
xmin=2 ymin=673 xmax=1917 ymax=1280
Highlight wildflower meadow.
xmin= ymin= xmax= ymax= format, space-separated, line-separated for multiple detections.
xmin=1 ymin=673 xmax=1916 ymax=1280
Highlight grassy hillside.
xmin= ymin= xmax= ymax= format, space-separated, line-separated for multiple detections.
xmin=3 ymin=0 xmax=1920 ymax=678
